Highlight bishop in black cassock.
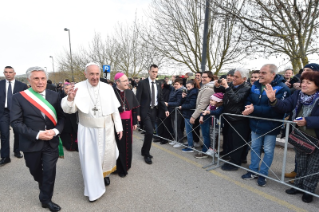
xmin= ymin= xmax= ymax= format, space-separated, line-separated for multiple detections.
xmin=113 ymin=73 xmax=139 ymax=177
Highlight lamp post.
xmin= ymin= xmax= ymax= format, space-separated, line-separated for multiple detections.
xmin=50 ymin=56 xmax=55 ymax=83
xmin=64 ymin=28 xmax=74 ymax=81
xmin=201 ymin=0 xmax=211 ymax=72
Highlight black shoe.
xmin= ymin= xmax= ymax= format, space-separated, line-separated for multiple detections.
xmin=14 ymin=152 xmax=23 ymax=158
xmin=302 ymin=193 xmax=313 ymax=203
xmin=0 ymin=158 xmax=11 ymax=166
xmin=119 ymin=173 xmax=127 ymax=178
xmin=138 ymin=129 xmax=142 ymax=131
xmin=104 ymin=177 xmax=110 ymax=186
xmin=285 ymin=188 xmax=304 ymax=195
xmin=221 ymin=164 xmax=238 ymax=171
xmin=141 ymin=131 xmax=145 ymax=134
xmin=144 ymin=156 xmax=152 ymax=164
xmin=141 ymin=153 xmax=153 ymax=158
xmin=41 ymin=201 xmax=61 ymax=212
xmin=153 ymin=138 xmax=161 ymax=143
xmin=160 ymin=140 xmax=168 ymax=145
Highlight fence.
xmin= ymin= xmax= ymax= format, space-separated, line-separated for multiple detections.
xmin=139 ymin=108 xmax=319 ymax=198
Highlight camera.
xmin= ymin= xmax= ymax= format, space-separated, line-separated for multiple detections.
xmin=217 ymin=79 xmax=222 ymax=84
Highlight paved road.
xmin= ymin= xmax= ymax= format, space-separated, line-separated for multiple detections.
xmin=0 ymin=130 xmax=318 ymax=212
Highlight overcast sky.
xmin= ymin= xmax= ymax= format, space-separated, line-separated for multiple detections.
xmin=1 ymin=0 xmax=318 ymax=77
xmin=0 ymin=0 xmax=149 ymax=76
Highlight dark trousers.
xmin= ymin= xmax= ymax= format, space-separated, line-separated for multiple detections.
xmin=192 ymin=118 xmax=200 ymax=143
xmin=228 ymin=120 xmax=251 ymax=165
xmin=170 ymin=109 xmax=184 ymax=142
xmin=0 ymin=109 xmax=20 ymax=158
xmin=23 ymin=142 xmax=59 ymax=203
xmin=141 ymin=107 xmax=157 ymax=157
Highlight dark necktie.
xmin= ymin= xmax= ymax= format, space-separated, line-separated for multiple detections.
xmin=151 ymin=81 xmax=155 ymax=108
xmin=7 ymin=81 xmax=13 ymax=110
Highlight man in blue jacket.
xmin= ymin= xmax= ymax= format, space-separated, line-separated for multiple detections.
xmin=241 ymin=64 xmax=290 ymax=187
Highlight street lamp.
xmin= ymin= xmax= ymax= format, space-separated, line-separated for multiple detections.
xmin=50 ymin=56 xmax=55 ymax=83
xmin=64 ymin=28 xmax=74 ymax=81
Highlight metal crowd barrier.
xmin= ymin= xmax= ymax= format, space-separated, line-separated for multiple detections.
xmin=205 ymin=113 xmax=319 ymax=199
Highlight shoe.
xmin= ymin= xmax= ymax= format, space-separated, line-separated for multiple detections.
xmin=195 ymin=153 xmax=208 ymax=159
xmin=144 ymin=156 xmax=152 ymax=164
xmin=41 ymin=201 xmax=61 ymax=212
xmin=288 ymin=180 xmax=294 ymax=185
xmin=14 ymin=152 xmax=23 ymax=158
xmin=104 ymin=177 xmax=110 ymax=186
xmin=205 ymin=148 xmax=216 ymax=157
xmin=169 ymin=141 xmax=176 ymax=145
xmin=241 ymin=172 xmax=258 ymax=180
xmin=0 ymin=158 xmax=11 ymax=166
xmin=141 ymin=131 xmax=145 ymax=134
xmin=141 ymin=153 xmax=153 ymax=158
xmin=302 ymin=193 xmax=313 ymax=203
xmin=257 ymin=176 xmax=267 ymax=187
xmin=194 ymin=142 xmax=201 ymax=148
xmin=173 ymin=143 xmax=182 ymax=148
xmin=182 ymin=147 xmax=194 ymax=152
xmin=119 ymin=173 xmax=126 ymax=178
xmin=153 ymin=138 xmax=161 ymax=143
xmin=221 ymin=164 xmax=238 ymax=171
xmin=138 ymin=128 xmax=142 ymax=131
xmin=160 ymin=140 xmax=168 ymax=145
xmin=285 ymin=171 xmax=297 ymax=178
xmin=285 ymin=188 xmax=304 ymax=195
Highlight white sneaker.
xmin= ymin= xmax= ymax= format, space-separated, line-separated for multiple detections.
xmin=173 ymin=143 xmax=182 ymax=148
xmin=205 ymin=148 xmax=216 ymax=157
xmin=169 ymin=141 xmax=176 ymax=145
xmin=194 ymin=142 xmax=201 ymax=148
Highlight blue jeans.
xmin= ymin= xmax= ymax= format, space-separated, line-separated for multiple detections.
xmin=200 ymin=116 xmax=211 ymax=152
xmin=249 ymin=132 xmax=276 ymax=176
xmin=184 ymin=118 xmax=193 ymax=147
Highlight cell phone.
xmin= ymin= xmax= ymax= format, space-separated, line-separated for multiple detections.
xmin=295 ymin=117 xmax=303 ymax=120
xmin=183 ymin=89 xmax=187 ymax=93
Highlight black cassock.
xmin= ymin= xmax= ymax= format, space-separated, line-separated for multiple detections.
xmin=113 ymin=87 xmax=139 ymax=177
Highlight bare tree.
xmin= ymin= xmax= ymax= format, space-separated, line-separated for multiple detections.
xmin=216 ymin=0 xmax=319 ymax=72
xmin=141 ymin=0 xmax=245 ymax=74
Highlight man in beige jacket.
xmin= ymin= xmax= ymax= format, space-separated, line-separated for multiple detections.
xmin=190 ymin=71 xmax=215 ymax=158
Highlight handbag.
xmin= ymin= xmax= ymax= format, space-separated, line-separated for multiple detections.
xmin=288 ymin=130 xmax=319 ymax=154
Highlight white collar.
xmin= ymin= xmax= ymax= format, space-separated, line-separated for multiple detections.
xmin=6 ymin=79 xmax=15 ymax=84
xmin=148 ymin=77 xmax=156 ymax=83
xmin=116 ymin=86 xmax=124 ymax=92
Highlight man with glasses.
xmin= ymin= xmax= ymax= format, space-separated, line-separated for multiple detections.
xmin=195 ymin=72 xmax=202 ymax=87
xmin=113 ymin=73 xmax=139 ymax=177
xmin=241 ymin=64 xmax=290 ymax=187
xmin=0 ymin=66 xmax=28 ymax=166
xmin=136 ymin=64 xmax=169 ymax=164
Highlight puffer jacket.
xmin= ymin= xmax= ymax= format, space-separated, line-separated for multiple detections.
xmin=223 ymin=82 xmax=251 ymax=122
xmin=191 ymin=81 xmax=215 ymax=119
xmin=180 ymin=88 xmax=198 ymax=119
xmin=167 ymin=85 xmax=184 ymax=112
xmin=246 ymin=74 xmax=291 ymax=135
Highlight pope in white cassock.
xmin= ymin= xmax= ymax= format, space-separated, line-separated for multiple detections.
xmin=61 ymin=62 xmax=123 ymax=202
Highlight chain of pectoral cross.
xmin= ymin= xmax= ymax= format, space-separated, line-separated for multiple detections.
xmin=86 ymin=81 xmax=101 ymax=115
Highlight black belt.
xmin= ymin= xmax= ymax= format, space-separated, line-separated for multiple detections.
xmin=150 ymin=106 xmax=158 ymax=109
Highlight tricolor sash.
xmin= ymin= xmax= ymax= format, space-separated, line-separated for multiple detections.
xmin=20 ymin=88 xmax=64 ymax=158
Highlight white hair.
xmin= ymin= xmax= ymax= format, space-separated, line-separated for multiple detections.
xmin=85 ymin=62 xmax=100 ymax=73
xmin=26 ymin=66 xmax=48 ymax=80
xmin=261 ymin=64 xmax=278 ymax=74
xmin=235 ymin=68 xmax=249 ymax=79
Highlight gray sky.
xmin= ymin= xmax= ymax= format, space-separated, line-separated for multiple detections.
xmin=0 ymin=0 xmax=149 ymax=76
xmin=1 ymin=0 xmax=318 ymax=77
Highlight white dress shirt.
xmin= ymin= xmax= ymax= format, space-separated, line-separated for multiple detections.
xmin=36 ymin=90 xmax=59 ymax=139
xmin=148 ymin=77 xmax=158 ymax=106
xmin=5 ymin=79 xmax=15 ymax=108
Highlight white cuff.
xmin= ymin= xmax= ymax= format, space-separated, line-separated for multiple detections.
xmin=52 ymin=128 xmax=59 ymax=136
xmin=36 ymin=130 xmax=44 ymax=140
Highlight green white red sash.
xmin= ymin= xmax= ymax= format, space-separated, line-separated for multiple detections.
xmin=20 ymin=88 xmax=58 ymax=126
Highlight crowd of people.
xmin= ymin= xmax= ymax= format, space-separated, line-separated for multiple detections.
xmin=0 ymin=62 xmax=319 ymax=211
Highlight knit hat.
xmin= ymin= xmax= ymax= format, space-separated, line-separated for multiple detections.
xmin=114 ymin=72 xmax=125 ymax=81
xmin=210 ymin=92 xmax=224 ymax=102
xmin=303 ymin=63 xmax=319 ymax=72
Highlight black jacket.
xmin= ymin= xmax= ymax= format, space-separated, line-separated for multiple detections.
xmin=222 ymin=82 xmax=251 ymax=122
xmin=180 ymin=88 xmax=198 ymax=119
xmin=10 ymin=89 xmax=65 ymax=152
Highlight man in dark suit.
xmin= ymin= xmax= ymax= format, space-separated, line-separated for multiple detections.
xmin=136 ymin=64 xmax=169 ymax=164
xmin=11 ymin=66 xmax=64 ymax=212
xmin=0 ymin=66 xmax=28 ymax=166
xmin=46 ymin=79 xmax=57 ymax=92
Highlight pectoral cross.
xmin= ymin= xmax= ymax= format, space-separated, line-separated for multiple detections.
xmin=92 ymin=107 xmax=98 ymax=115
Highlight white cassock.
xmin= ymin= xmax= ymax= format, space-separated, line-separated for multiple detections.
xmin=61 ymin=80 xmax=123 ymax=201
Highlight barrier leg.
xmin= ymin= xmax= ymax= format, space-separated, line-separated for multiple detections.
xmin=281 ymin=123 xmax=290 ymax=182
